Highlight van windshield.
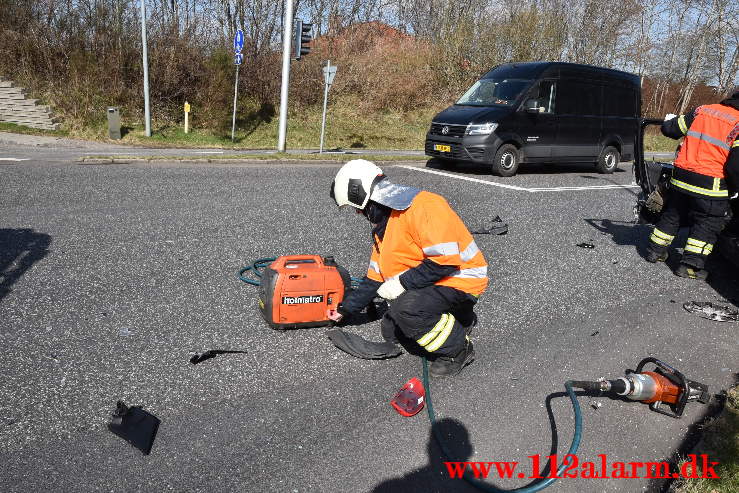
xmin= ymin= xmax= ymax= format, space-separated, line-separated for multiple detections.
xmin=456 ymin=78 xmax=532 ymax=107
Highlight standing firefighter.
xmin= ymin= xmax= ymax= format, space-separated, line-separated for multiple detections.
xmin=328 ymin=160 xmax=487 ymax=376
xmin=646 ymin=89 xmax=739 ymax=279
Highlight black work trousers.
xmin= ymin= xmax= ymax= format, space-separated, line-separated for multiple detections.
xmin=649 ymin=188 xmax=729 ymax=269
xmin=380 ymin=285 xmax=477 ymax=358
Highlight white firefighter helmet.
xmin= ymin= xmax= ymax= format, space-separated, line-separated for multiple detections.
xmin=330 ymin=159 xmax=385 ymax=210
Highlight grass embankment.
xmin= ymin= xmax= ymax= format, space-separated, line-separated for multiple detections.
xmin=39 ymin=99 xmax=438 ymax=151
xmin=79 ymin=153 xmax=428 ymax=163
xmin=674 ymin=387 xmax=739 ymax=493
xmin=644 ymin=133 xmax=679 ymax=153
xmin=2 ymin=101 xmax=679 ymax=153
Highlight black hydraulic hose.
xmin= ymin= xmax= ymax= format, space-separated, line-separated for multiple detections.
xmin=422 ymin=358 xmax=583 ymax=492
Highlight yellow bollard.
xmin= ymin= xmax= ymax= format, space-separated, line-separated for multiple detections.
xmin=184 ymin=101 xmax=191 ymax=134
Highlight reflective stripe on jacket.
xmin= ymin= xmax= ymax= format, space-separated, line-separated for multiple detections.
xmin=674 ymin=104 xmax=739 ymax=183
xmin=366 ymin=191 xmax=488 ymax=295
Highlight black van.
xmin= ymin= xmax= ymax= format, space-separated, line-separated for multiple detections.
xmin=424 ymin=62 xmax=641 ymax=176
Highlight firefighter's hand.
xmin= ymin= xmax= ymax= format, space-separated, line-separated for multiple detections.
xmin=327 ymin=309 xmax=343 ymax=322
xmin=377 ymin=278 xmax=405 ymax=300
xmin=664 ymin=113 xmax=676 ymax=121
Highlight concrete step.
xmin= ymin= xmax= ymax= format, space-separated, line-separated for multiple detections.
xmin=0 ymin=108 xmax=56 ymax=118
xmin=0 ymin=112 xmax=56 ymax=122
xmin=0 ymin=91 xmax=28 ymax=100
xmin=5 ymin=114 xmax=60 ymax=124
xmin=0 ymin=99 xmax=40 ymax=107
xmin=0 ymin=115 xmax=57 ymax=124
xmin=0 ymin=78 xmax=60 ymax=130
xmin=0 ymin=104 xmax=53 ymax=114
xmin=0 ymin=121 xmax=59 ymax=129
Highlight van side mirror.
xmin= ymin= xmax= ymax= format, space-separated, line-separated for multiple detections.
xmin=525 ymin=99 xmax=540 ymax=113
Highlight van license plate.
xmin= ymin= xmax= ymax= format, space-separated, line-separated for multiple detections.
xmin=434 ymin=144 xmax=451 ymax=153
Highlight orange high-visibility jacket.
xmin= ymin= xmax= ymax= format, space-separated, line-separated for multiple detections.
xmin=366 ymin=191 xmax=488 ymax=296
xmin=674 ymin=104 xmax=739 ymax=179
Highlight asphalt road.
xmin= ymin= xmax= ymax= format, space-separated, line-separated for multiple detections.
xmin=1 ymin=143 xmax=737 ymax=493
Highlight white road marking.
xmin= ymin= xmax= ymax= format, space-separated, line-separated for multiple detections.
xmin=395 ymin=165 xmax=639 ymax=193
xmin=527 ymin=184 xmax=640 ymax=192
xmin=0 ymin=157 xmax=30 ymax=161
xmin=395 ymin=166 xmax=528 ymax=191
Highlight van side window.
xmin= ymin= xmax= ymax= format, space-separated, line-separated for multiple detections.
xmin=604 ymin=86 xmax=637 ymax=117
xmin=529 ymin=81 xmax=556 ymax=113
xmin=577 ymin=83 xmax=601 ymax=116
xmin=558 ymin=81 xmax=601 ymax=116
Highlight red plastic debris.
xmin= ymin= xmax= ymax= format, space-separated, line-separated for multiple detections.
xmin=391 ymin=377 xmax=426 ymax=417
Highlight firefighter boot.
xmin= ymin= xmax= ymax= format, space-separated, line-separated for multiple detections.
xmin=674 ymin=263 xmax=708 ymax=280
xmin=429 ymin=339 xmax=475 ymax=377
xmin=645 ymin=247 xmax=668 ymax=263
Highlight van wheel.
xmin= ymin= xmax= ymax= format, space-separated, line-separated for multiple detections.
xmin=492 ymin=144 xmax=520 ymax=177
xmin=595 ymin=146 xmax=620 ymax=174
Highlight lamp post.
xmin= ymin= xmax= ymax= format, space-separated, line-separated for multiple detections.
xmin=277 ymin=0 xmax=294 ymax=152
xmin=140 ymin=0 xmax=151 ymax=137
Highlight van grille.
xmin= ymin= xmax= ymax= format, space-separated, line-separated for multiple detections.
xmin=425 ymin=141 xmax=486 ymax=162
xmin=429 ymin=122 xmax=466 ymax=138
xmin=425 ymin=140 xmax=466 ymax=159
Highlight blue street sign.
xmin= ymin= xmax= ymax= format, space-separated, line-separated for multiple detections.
xmin=233 ymin=29 xmax=244 ymax=53
xmin=234 ymin=53 xmax=243 ymax=65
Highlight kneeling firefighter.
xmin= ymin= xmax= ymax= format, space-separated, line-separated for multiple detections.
xmin=646 ymin=88 xmax=739 ymax=279
xmin=328 ymin=160 xmax=488 ymax=376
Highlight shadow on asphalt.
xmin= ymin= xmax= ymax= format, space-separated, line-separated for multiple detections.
xmin=426 ymin=159 xmax=627 ymax=176
xmin=703 ymin=253 xmax=739 ymax=305
xmin=371 ymin=391 xmax=592 ymax=492
xmin=370 ymin=417 xmax=477 ymax=493
xmin=0 ymin=228 xmax=51 ymax=304
xmin=585 ymin=219 xmax=739 ymax=303
xmin=584 ymin=218 xmax=651 ymax=253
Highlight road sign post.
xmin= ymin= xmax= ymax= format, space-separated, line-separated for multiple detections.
xmin=319 ymin=61 xmax=337 ymax=153
xmin=231 ymin=30 xmax=244 ymax=143
xmin=277 ymin=1 xmax=295 ymax=152
xmin=140 ymin=0 xmax=151 ymax=137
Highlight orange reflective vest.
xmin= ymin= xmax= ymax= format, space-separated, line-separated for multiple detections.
xmin=366 ymin=191 xmax=488 ymax=296
xmin=672 ymin=104 xmax=739 ymax=198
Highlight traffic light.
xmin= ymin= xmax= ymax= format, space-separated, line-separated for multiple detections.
xmin=294 ymin=20 xmax=313 ymax=60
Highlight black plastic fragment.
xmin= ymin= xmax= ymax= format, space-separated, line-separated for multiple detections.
xmin=683 ymin=301 xmax=739 ymax=322
xmin=189 ymin=350 xmax=248 ymax=365
xmin=327 ymin=328 xmax=402 ymax=359
xmin=577 ymin=242 xmax=595 ymax=249
xmin=108 ymin=401 xmax=160 ymax=455
xmin=472 ymin=216 xmax=508 ymax=235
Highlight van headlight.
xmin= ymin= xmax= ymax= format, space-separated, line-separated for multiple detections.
xmin=466 ymin=122 xmax=498 ymax=135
